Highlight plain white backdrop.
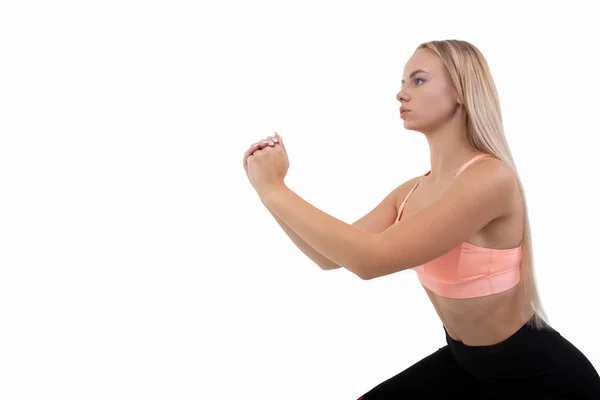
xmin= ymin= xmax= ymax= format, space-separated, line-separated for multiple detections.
xmin=1 ymin=1 xmax=599 ymax=399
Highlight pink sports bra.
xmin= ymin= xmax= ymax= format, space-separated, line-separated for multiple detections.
xmin=396 ymin=153 xmax=522 ymax=299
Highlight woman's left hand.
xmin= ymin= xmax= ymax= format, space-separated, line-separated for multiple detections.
xmin=244 ymin=132 xmax=289 ymax=199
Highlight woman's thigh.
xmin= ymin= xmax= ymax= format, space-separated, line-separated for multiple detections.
xmin=357 ymin=345 xmax=485 ymax=399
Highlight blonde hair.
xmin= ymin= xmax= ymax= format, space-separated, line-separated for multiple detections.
xmin=415 ymin=39 xmax=549 ymax=330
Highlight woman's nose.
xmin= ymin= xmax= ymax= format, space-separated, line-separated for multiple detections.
xmin=396 ymin=89 xmax=408 ymax=103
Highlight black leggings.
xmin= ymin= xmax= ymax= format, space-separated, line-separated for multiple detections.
xmin=358 ymin=316 xmax=600 ymax=399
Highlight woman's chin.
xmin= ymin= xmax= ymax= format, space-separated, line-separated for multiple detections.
xmin=402 ymin=120 xmax=418 ymax=131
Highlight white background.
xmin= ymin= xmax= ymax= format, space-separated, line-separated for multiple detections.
xmin=1 ymin=1 xmax=599 ymax=399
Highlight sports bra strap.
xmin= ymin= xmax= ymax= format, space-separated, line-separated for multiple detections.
xmin=454 ymin=153 xmax=492 ymax=178
xmin=397 ymin=153 xmax=492 ymax=221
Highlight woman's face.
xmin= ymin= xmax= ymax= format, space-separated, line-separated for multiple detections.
xmin=396 ymin=49 xmax=460 ymax=133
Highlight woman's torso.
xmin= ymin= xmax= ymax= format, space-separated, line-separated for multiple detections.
xmin=396 ymin=161 xmax=535 ymax=346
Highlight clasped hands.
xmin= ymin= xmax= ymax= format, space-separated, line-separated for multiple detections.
xmin=243 ymin=132 xmax=289 ymax=200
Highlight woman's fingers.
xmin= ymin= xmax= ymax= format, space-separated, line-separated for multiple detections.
xmin=255 ymin=136 xmax=278 ymax=151
xmin=244 ymin=135 xmax=280 ymax=169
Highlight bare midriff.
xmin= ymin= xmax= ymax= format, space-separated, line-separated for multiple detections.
xmin=424 ymin=283 xmax=535 ymax=346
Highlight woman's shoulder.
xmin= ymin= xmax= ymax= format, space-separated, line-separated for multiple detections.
xmin=393 ymin=175 xmax=425 ymax=209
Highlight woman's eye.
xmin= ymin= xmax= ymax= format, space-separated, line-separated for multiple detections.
xmin=400 ymin=78 xmax=425 ymax=90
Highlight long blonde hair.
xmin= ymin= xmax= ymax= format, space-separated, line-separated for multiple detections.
xmin=416 ymin=40 xmax=549 ymax=330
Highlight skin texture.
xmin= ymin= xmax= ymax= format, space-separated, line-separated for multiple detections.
xmin=245 ymin=48 xmax=534 ymax=346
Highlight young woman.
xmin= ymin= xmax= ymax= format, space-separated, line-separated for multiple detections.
xmin=243 ymin=40 xmax=600 ymax=398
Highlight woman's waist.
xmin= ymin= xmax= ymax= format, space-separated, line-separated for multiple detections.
xmin=427 ymin=285 xmax=531 ymax=346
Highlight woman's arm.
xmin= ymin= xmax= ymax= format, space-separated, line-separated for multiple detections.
xmin=260 ymin=185 xmax=380 ymax=279
xmin=263 ymin=179 xmax=417 ymax=272
xmin=260 ymin=175 xmax=421 ymax=278
xmin=265 ymin=205 xmax=341 ymax=270
xmin=261 ymin=159 xmax=514 ymax=280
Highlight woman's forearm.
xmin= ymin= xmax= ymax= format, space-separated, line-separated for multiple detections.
xmin=264 ymin=205 xmax=341 ymax=271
